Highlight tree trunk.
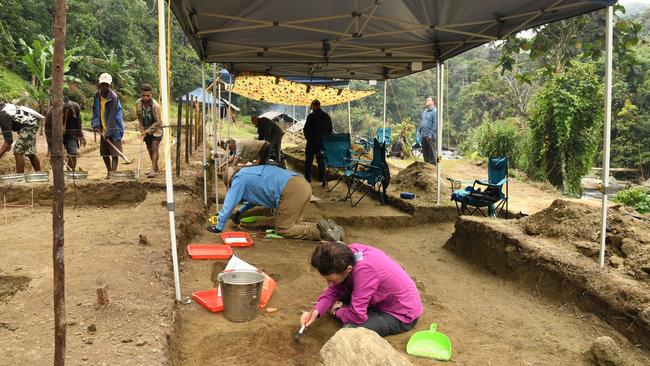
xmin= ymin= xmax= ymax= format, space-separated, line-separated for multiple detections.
xmin=561 ymin=153 xmax=568 ymax=194
xmin=51 ymin=0 xmax=68 ymax=365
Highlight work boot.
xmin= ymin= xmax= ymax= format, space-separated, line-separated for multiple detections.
xmin=318 ymin=219 xmax=340 ymax=242
xmin=326 ymin=218 xmax=345 ymax=240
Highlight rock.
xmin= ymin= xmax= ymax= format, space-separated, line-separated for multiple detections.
xmin=589 ymin=336 xmax=624 ymax=366
xmin=136 ymin=339 xmax=147 ymax=346
xmin=138 ymin=234 xmax=150 ymax=246
xmin=121 ymin=338 xmax=133 ymax=343
xmin=82 ymin=337 xmax=93 ymax=345
xmin=87 ymin=324 xmax=96 ymax=333
xmin=641 ymin=266 xmax=650 ymax=274
xmin=607 ymin=235 xmax=624 ymax=249
xmin=620 ymin=239 xmax=640 ymax=257
xmin=320 ymin=328 xmax=413 ymax=366
xmin=643 ymin=177 xmax=650 ymax=187
xmin=609 ymin=256 xmax=625 ymax=268
xmin=575 ymin=241 xmax=600 ymax=257
xmin=639 ymin=307 xmax=650 ymax=325
xmin=0 ymin=322 xmax=18 ymax=331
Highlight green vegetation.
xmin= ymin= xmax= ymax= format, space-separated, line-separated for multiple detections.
xmin=613 ymin=187 xmax=650 ymax=214
xmin=1 ymin=1 xmax=649 ymax=196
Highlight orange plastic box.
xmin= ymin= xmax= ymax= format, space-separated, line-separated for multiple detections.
xmin=192 ymin=289 xmax=224 ymax=313
xmin=187 ymin=244 xmax=233 ymax=260
xmin=220 ymin=232 xmax=254 ymax=247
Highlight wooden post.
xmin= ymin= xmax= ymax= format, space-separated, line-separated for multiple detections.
xmin=52 ymin=0 xmax=68 ymax=364
xmin=176 ymin=98 xmax=182 ymax=177
xmin=189 ymin=99 xmax=193 ymax=156
xmin=185 ymin=93 xmax=190 ymax=164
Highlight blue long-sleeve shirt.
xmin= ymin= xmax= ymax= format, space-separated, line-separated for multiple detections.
xmin=418 ymin=106 xmax=437 ymax=138
xmin=216 ymin=165 xmax=298 ymax=231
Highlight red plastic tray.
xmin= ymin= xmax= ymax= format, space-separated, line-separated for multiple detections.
xmin=220 ymin=232 xmax=254 ymax=247
xmin=187 ymin=244 xmax=233 ymax=259
xmin=192 ymin=289 xmax=224 ymax=313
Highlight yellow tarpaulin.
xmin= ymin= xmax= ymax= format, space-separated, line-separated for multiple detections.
xmin=231 ymin=73 xmax=375 ymax=107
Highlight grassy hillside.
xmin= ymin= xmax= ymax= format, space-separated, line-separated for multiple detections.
xmin=0 ymin=66 xmax=32 ymax=101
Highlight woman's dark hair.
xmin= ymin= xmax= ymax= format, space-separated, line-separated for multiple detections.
xmin=311 ymin=242 xmax=355 ymax=276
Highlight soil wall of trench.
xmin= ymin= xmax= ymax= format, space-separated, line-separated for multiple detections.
xmin=445 ymin=216 xmax=650 ymax=349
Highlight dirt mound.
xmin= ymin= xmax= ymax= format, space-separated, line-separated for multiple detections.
xmin=391 ymin=162 xmax=437 ymax=197
xmin=520 ymin=199 xmax=650 ymax=280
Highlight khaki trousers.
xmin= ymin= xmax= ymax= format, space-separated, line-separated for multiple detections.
xmin=275 ymin=176 xmax=321 ymax=240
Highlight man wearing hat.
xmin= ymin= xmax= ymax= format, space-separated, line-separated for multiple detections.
xmin=91 ymin=73 xmax=124 ymax=176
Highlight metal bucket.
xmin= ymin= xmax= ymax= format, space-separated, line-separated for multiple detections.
xmin=64 ymin=171 xmax=88 ymax=182
xmin=218 ymin=270 xmax=264 ymax=323
xmin=108 ymin=171 xmax=135 ymax=180
xmin=0 ymin=174 xmax=25 ymax=184
xmin=25 ymin=172 xmax=49 ymax=183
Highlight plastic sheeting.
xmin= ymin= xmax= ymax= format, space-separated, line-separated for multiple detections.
xmin=231 ymin=73 xmax=374 ymax=106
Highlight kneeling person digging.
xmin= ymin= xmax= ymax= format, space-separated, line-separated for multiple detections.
xmin=208 ymin=165 xmax=344 ymax=241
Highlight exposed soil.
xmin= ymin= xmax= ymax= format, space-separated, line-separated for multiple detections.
xmin=172 ymin=182 xmax=650 ymax=366
xmin=520 ymin=199 xmax=650 ymax=280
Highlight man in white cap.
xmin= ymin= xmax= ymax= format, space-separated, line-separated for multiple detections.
xmin=91 ymin=73 xmax=124 ymax=176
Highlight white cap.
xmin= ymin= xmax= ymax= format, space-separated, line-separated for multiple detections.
xmin=98 ymin=73 xmax=112 ymax=85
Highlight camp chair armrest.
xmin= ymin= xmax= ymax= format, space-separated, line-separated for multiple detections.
xmin=447 ymin=177 xmax=474 ymax=191
xmin=474 ymin=178 xmax=507 ymax=188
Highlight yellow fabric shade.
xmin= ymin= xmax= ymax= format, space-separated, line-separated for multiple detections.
xmin=231 ymin=73 xmax=374 ymax=107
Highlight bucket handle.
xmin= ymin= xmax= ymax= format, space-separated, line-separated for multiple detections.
xmin=429 ymin=323 xmax=438 ymax=333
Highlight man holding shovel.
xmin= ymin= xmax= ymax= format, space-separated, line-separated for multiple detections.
xmin=91 ymin=73 xmax=125 ymax=177
xmin=135 ymin=84 xmax=162 ymax=178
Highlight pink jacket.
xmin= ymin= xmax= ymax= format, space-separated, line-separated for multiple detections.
xmin=315 ymin=243 xmax=423 ymax=324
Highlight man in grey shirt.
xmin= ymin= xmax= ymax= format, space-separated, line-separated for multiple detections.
xmin=418 ymin=96 xmax=437 ymax=165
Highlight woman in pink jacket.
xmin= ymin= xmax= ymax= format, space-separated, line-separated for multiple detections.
xmin=300 ymin=241 xmax=423 ymax=336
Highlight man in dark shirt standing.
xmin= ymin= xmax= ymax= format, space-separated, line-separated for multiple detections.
xmin=252 ymin=115 xmax=284 ymax=162
xmin=302 ymin=99 xmax=332 ymax=185
xmin=45 ymin=97 xmax=86 ymax=170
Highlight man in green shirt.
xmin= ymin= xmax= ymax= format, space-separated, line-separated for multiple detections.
xmin=135 ymin=84 xmax=163 ymax=178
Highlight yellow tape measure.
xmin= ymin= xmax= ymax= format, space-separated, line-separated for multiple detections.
xmin=209 ymin=215 xmax=219 ymax=225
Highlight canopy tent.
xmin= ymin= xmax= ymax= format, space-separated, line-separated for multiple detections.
xmin=168 ymin=0 xmax=617 ymax=272
xmin=170 ymin=0 xmax=615 ymax=80
xmin=230 ymin=73 xmax=375 ymax=106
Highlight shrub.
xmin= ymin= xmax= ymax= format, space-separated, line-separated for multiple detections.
xmin=613 ymin=187 xmax=650 ymax=214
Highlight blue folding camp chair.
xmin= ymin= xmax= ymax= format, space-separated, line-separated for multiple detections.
xmin=377 ymin=127 xmax=391 ymax=146
xmin=449 ymin=157 xmax=509 ymax=217
xmin=345 ymin=138 xmax=390 ymax=207
xmin=322 ymin=133 xmax=354 ymax=192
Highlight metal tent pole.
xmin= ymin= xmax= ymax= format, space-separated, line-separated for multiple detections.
xmin=201 ymin=64 xmax=207 ymax=207
xmin=382 ymin=80 xmax=387 ymax=141
xmin=436 ymin=62 xmax=443 ymax=205
xmin=157 ymin=0 xmax=181 ymax=301
xmin=599 ymin=6 xmax=614 ymax=269
xmin=347 ymin=84 xmax=352 ymax=135
xmin=212 ymin=64 xmax=220 ymax=212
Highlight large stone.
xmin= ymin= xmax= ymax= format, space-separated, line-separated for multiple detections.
xmin=639 ymin=307 xmax=650 ymax=325
xmin=620 ymin=238 xmax=640 ymax=258
xmin=320 ymin=328 xmax=413 ymax=366
xmin=589 ymin=336 xmax=624 ymax=366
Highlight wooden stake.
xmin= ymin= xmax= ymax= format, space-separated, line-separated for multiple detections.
xmin=52 ymin=0 xmax=68 ymax=364
xmin=185 ymin=93 xmax=190 ymax=164
xmin=176 ymin=98 xmax=182 ymax=177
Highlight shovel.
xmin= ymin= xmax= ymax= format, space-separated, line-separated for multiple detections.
xmin=406 ymin=323 xmax=452 ymax=360
xmin=100 ymin=133 xmax=134 ymax=164
xmin=135 ymin=137 xmax=144 ymax=179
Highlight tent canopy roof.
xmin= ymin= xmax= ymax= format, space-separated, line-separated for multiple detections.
xmin=171 ymin=0 xmax=615 ymax=80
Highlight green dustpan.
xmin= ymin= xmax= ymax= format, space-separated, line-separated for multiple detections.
xmin=240 ymin=216 xmax=267 ymax=224
xmin=406 ymin=323 xmax=452 ymax=360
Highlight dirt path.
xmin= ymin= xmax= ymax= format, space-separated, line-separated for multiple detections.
xmin=173 ymin=183 xmax=650 ymax=365
xmin=0 ymin=190 xmax=181 ymax=365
